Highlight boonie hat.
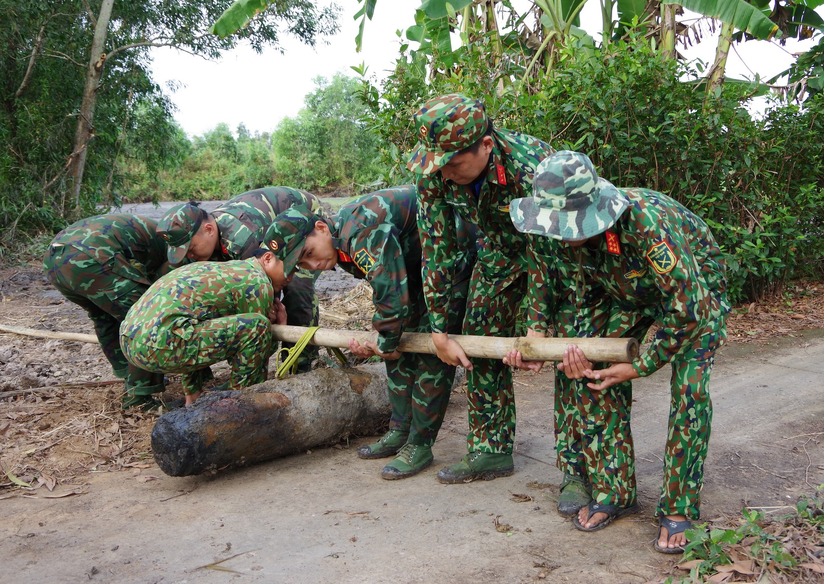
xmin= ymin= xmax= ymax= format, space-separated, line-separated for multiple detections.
xmin=157 ymin=203 xmax=206 ymax=264
xmin=407 ymin=94 xmax=490 ymax=175
xmin=510 ymin=151 xmax=629 ymax=241
xmin=260 ymin=205 xmax=322 ymax=275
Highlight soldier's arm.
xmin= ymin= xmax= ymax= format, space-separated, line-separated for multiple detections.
xmin=632 ymin=212 xmax=715 ymax=377
xmin=351 ymin=225 xmax=410 ymax=354
xmin=416 ymin=175 xmax=458 ymax=334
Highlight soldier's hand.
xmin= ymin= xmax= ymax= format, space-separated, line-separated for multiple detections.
xmin=557 ymin=344 xmax=593 ymax=379
xmin=582 ymin=362 xmax=639 ymax=391
xmin=268 ymin=298 xmax=287 ymax=324
xmin=503 ymin=329 xmax=546 ymax=372
xmin=432 ymin=333 xmax=472 ymax=369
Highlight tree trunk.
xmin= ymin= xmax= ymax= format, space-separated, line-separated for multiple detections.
xmin=67 ymin=0 xmax=114 ymax=214
xmin=659 ymin=2 xmax=677 ymax=59
xmin=707 ymin=20 xmax=733 ymax=98
xmin=151 ymin=365 xmax=392 ymax=476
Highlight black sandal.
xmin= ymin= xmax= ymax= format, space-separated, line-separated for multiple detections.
xmin=654 ymin=516 xmax=692 ymax=554
xmin=572 ymin=500 xmax=639 ymax=532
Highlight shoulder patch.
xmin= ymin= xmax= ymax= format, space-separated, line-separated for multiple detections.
xmin=353 ymin=249 xmax=376 ymax=275
xmin=646 ymin=241 xmax=677 ymax=274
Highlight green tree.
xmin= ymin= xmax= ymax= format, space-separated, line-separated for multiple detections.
xmin=0 ymin=0 xmax=339 ymax=231
xmin=271 ymin=73 xmax=383 ymax=193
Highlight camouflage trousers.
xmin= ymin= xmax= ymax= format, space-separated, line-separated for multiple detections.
xmin=281 ymin=268 xmax=320 ymax=369
xmin=460 ymin=260 xmax=526 ymax=455
xmin=120 ymin=313 xmax=274 ymax=394
xmin=385 ymin=254 xmax=473 ymax=447
xmin=43 ymin=245 xmax=164 ymax=397
xmin=553 ymin=301 xmax=722 ymax=520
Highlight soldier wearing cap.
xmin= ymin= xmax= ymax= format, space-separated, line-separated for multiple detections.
xmin=407 ymin=93 xmax=555 ymax=483
xmin=43 ymin=214 xmax=170 ymax=409
xmin=119 ymin=249 xmax=290 ymax=407
xmin=261 ymin=187 xmax=475 ymax=479
xmin=505 ymin=150 xmax=729 ymax=553
xmin=157 ymin=186 xmax=322 ymax=371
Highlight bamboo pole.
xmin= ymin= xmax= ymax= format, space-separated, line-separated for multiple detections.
xmin=0 ymin=323 xmax=639 ymax=363
xmin=271 ymin=325 xmax=639 ymax=363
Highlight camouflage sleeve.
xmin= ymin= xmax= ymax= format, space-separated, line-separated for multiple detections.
xmin=632 ymin=217 xmax=718 ymax=377
xmin=523 ymin=237 xmax=554 ymax=334
xmin=416 ymin=174 xmax=458 ymax=334
xmin=349 ymin=225 xmax=411 ymax=353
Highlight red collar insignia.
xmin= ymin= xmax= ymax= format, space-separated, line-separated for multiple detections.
xmin=605 ymin=231 xmax=621 ymax=255
xmin=495 ymin=163 xmax=507 ymax=185
xmin=337 ymin=250 xmax=353 ymax=264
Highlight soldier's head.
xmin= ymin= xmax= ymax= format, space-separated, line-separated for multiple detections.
xmin=510 ymin=151 xmax=629 ymax=245
xmin=407 ymin=93 xmax=494 ymax=185
xmin=251 ymin=248 xmax=291 ymax=292
xmin=260 ymin=205 xmax=333 ymax=275
xmin=157 ymin=203 xmax=219 ymax=264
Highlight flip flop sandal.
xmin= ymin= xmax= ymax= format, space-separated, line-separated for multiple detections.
xmin=654 ymin=516 xmax=693 ymax=554
xmin=572 ymin=501 xmax=640 ymax=532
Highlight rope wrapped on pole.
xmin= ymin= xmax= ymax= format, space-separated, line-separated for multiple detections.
xmin=0 ymin=323 xmax=640 ymax=363
xmin=271 ymin=325 xmax=639 ymax=363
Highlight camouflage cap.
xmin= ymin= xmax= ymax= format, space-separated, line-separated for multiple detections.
xmin=260 ymin=205 xmax=323 ymax=275
xmin=156 ymin=203 xmax=206 ymax=264
xmin=510 ymin=151 xmax=629 ymax=241
xmin=406 ymin=93 xmax=489 ymax=175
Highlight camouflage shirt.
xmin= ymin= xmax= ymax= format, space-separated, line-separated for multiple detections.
xmin=526 ymin=189 xmax=730 ymax=376
xmin=211 ymin=187 xmax=319 ymax=261
xmin=120 ymin=258 xmax=274 ymax=348
xmin=331 ymin=186 xmax=425 ymax=353
xmin=416 ymin=128 xmax=554 ymax=332
xmin=46 ymin=214 xmax=169 ymax=285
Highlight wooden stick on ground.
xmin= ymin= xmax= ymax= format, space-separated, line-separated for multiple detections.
xmin=0 ymin=323 xmax=639 ymax=363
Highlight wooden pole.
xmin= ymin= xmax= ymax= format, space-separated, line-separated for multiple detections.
xmin=0 ymin=323 xmax=639 ymax=363
xmin=271 ymin=325 xmax=639 ymax=363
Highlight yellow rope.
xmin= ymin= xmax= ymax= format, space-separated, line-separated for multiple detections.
xmin=275 ymin=326 xmax=319 ymax=379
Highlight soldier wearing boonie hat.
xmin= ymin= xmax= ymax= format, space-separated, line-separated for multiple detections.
xmin=158 ymin=186 xmax=324 ymax=372
xmin=507 ymin=150 xmax=730 ymax=554
xmin=406 ymin=93 xmax=556 ymax=484
xmin=263 ymin=187 xmax=476 ymax=481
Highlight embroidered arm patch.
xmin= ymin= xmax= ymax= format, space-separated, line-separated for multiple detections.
xmin=353 ymin=249 xmax=376 ymax=275
xmin=646 ymin=241 xmax=677 ymax=274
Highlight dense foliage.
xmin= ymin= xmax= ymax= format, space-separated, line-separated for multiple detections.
xmin=357 ymin=29 xmax=824 ymax=302
xmin=0 ymin=0 xmax=339 ymax=237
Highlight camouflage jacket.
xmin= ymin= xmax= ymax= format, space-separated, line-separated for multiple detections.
xmin=526 ymin=189 xmax=730 ymax=376
xmin=211 ymin=187 xmax=319 ymax=261
xmin=331 ymin=186 xmax=426 ymax=353
xmin=120 ymin=258 xmax=274 ymax=348
xmin=46 ymin=214 xmax=169 ymax=285
xmin=416 ymin=128 xmax=554 ymax=332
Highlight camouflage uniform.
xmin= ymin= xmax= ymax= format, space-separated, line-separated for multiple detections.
xmin=263 ymin=187 xmax=475 ymax=449
xmin=119 ymin=259 xmax=276 ymax=395
xmin=43 ymin=214 xmax=168 ymax=404
xmin=512 ymin=151 xmax=730 ymax=520
xmin=408 ymin=94 xmax=554 ymax=456
xmin=158 ymin=187 xmax=322 ymax=368
xmin=333 ymin=187 xmax=474 ymax=447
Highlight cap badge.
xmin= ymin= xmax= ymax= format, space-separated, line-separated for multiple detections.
xmin=418 ymin=125 xmax=428 ymax=138
xmin=269 ymin=240 xmax=279 ymax=252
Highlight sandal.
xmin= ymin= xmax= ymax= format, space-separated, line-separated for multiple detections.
xmin=572 ymin=500 xmax=640 ymax=532
xmin=654 ymin=516 xmax=692 ymax=554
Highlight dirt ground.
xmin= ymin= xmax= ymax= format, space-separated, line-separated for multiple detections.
xmin=0 ymin=260 xmax=822 ymax=584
